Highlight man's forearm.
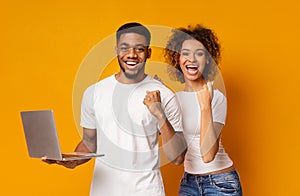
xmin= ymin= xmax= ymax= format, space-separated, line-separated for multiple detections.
xmin=159 ymin=118 xmax=186 ymax=165
xmin=73 ymin=128 xmax=97 ymax=166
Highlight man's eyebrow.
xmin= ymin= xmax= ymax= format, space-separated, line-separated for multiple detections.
xmin=119 ymin=43 xmax=130 ymax=46
xmin=119 ymin=43 xmax=147 ymax=47
xmin=135 ymin=43 xmax=147 ymax=46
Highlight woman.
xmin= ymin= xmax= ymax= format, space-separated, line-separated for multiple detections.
xmin=164 ymin=24 xmax=242 ymax=195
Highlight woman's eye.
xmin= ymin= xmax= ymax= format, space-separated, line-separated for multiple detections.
xmin=195 ymin=52 xmax=204 ymax=57
xmin=181 ymin=52 xmax=189 ymax=56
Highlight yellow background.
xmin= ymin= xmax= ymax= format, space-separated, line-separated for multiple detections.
xmin=1 ymin=0 xmax=299 ymax=195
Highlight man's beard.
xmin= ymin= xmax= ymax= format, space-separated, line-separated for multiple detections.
xmin=118 ymin=59 xmax=145 ymax=80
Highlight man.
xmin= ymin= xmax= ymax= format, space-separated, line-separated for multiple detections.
xmin=43 ymin=22 xmax=186 ymax=196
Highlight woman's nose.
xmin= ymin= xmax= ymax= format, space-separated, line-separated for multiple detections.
xmin=187 ymin=54 xmax=196 ymax=62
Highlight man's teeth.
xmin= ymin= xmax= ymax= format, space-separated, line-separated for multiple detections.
xmin=126 ymin=62 xmax=137 ymax=65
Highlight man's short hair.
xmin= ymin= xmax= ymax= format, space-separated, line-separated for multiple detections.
xmin=116 ymin=22 xmax=151 ymax=46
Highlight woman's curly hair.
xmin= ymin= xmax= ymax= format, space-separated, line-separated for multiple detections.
xmin=164 ymin=24 xmax=221 ymax=83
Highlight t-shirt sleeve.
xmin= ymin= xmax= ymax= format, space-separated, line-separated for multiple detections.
xmin=80 ymin=85 xmax=97 ymax=129
xmin=163 ymin=94 xmax=184 ymax=133
xmin=212 ymin=90 xmax=227 ymax=125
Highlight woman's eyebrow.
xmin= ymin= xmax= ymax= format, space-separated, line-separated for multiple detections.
xmin=181 ymin=48 xmax=205 ymax=51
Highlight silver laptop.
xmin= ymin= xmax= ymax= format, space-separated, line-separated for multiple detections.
xmin=20 ymin=110 xmax=104 ymax=161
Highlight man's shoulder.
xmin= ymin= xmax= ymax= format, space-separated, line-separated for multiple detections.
xmin=83 ymin=75 xmax=115 ymax=94
xmin=91 ymin=75 xmax=116 ymax=87
xmin=97 ymin=75 xmax=115 ymax=85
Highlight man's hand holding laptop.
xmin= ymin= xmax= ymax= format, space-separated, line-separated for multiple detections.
xmin=42 ymin=128 xmax=97 ymax=169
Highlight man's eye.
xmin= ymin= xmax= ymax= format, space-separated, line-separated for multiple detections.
xmin=120 ymin=47 xmax=129 ymax=52
xmin=135 ymin=47 xmax=145 ymax=52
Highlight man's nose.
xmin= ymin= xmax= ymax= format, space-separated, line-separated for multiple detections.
xmin=127 ymin=48 xmax=138 ymax=58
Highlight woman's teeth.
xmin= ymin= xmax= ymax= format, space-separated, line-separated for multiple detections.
xmin=186 ymin=65 xmax=199 ymax=74
xmin=186 ymin=65 xmax=198 ymax=69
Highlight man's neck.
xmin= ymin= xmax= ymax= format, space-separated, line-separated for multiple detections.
xmin=115 ymin=72 xmax=147 ymax=84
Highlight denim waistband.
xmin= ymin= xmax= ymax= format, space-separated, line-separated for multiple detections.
xmin=184 ymin=169 xmax=238 ymax=182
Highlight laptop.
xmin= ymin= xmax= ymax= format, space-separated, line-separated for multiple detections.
xmin=20 ymin=110 xmax=104 ymax=161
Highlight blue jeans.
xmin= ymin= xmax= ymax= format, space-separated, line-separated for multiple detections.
xmin=179 ymin=170 xmax=242 ymax=196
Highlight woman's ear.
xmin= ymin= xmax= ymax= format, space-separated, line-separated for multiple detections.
xmin=206 ymin=59 xmax=210 ymax=65
xmin=206 ymin=52 xmax=211 ymax=65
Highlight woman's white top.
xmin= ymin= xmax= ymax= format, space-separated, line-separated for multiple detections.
xmin=176 ymin=90 xmax=233 ymax=174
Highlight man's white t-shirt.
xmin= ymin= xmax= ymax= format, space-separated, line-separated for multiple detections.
xmin=81 ymin=75 xmax=183 ymax=196
xmin=176 ymin=90 xmax=233 ymax=174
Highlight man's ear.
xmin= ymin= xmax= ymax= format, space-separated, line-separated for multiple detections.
xmin=115 ymin=46 xmax=118 ymax=56
xmin=147 ymin=48 xmax=152 ymax=58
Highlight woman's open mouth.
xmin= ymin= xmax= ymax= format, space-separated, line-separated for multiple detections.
xmin=186 ymin=65 xmax=199 ymax=75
